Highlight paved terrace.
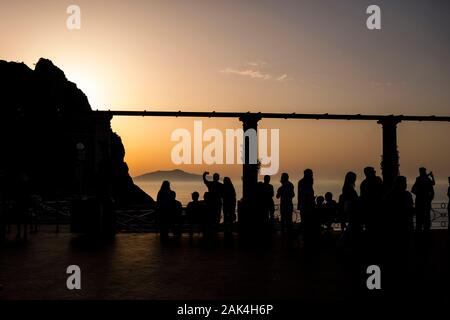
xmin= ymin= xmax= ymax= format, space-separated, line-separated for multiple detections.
xmin=0 ymin=227 xmax=449 ymax=300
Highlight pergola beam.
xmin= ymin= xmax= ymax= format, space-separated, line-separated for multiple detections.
xmin=94 ymin=110 xmax=450 ymax=122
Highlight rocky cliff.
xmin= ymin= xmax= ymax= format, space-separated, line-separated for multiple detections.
xmin=0 ymin=58 xmax=154 ymax=207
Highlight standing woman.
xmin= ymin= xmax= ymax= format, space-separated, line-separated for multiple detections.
xmin=338 ymin=171 xmax=360 ymax=236
xmin=156 ymin=180 xmax=172 ymax=242
xmin=222 ymin=177 xmax=236 ymax=238
xmin=298 ymin=169 xmax=316 ymax=244
xmin=276 ymin=173 xmax=295 ymax=235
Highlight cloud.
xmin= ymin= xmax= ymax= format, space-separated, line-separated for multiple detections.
xmin=220 ymin=63 xmax=288 ymax=82
xmin=220 ymin=67 xmax=272 ymax=80
xmin=247 ymin=61 xmax=267 ymax=67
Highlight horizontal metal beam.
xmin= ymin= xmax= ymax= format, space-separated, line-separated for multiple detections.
xmin=94 ymin=110 xmax=450 ymax=122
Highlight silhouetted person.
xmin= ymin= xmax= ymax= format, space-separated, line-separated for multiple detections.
xmin=384 ymin=176 xmax=414 ymax=241
xmin=339 ymin=171 xmax=359 ymax=237
xmin=411 ymin=167 xmax=435 ymax=233
xmin=156 ymin=180 xmax=172 ymax=242
xmin=186 ymin=191 xmax=202 ymax=240
xmin=200 ymin=191 xmax=215 ymax=242
xmin=448 ymin=177 xmax=450 ymax=232
xmin=13 ymin=172 xmax=31 ymax=241
xmin=324 ymin=192 xmax=337 ymax=231
xmin=167 ymin=190 xmax=182 ymax=239
xmin=298 ymin=169 xmax=315 ymax=243
xmin=202 ymin=172 xmax=223 ymax=229
xmin=0 ymin=168 xmax=5 ymax=242
xmin=383 ymin=176 xmax=414 ymax=294
xmin=255 ymin=181 xmax=272 ymax=238
xmin=222 ymin=177 xmax=236 ymax=238
xmin=276 ymin=173 xmax=295 ymax=235
xmin=360 ymin=167 xmax=383 ymax=237
xmin=316 ymin=195 xmax=326 ymax=230
xmin=262 ymin=175 xmax=275 ymax=232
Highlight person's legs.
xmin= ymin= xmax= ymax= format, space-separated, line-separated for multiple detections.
xmin=286 ymin=211 xmax=293 ymax=235
xmin=223 ymin=209 xmax=231 ymax=238
xmin=16 ymin=223 xmax=21 ymax=240
xmin=0 ymin=208 xmax=4 ymax=242
xmin=23 ymin=222 xmax=28 ymax=240
xmin=415 ymin=206 xmax=424 ymax=232
xmin=280 ymin=209 xmax=286 ymax=234
xmin=424 ymin=204 xmax=431 ymax=232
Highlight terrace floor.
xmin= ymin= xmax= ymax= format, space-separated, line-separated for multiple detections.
xmin=0 ymin=226 xmax=449 ymax=300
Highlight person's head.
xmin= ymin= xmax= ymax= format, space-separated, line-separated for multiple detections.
xmin=169 ymin=190 xmax=176 ymax=200
xmin=192 ymin=191 xmax=199 ymax=201
xmin=364 ymin=166 xmax=376 ymax=178
xmin=213 ymin=173 xmax=220 ymax=182
xmin=304 ymin=168 xmax=313 ymax=179
xmin=419 ymin=167 xmax=427 ymax=177
xmin=223 ymin=177 xmax=231 ymax=186
xmin=264 ymin=175 xmax=271 ymax=184
xmin=316 ymin=196 xmax=325 ymax=205
xmin=344 ymin=171 xmax=357 ymax=188
xmin=203 ymin=191 xmax=209 ymax=200
xmin=325 ymin=192 xmax=333 ymax=202
xmin=161 ymin=180 xmax=170 ymax=191
xmin=394 ymin=176 xmax=407 ymax=192
xmin=280 ymin=172 xmax=289 ymax=184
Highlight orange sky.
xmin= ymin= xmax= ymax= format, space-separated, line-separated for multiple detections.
xmin=1 ymin=0 xmax=449 ymax=183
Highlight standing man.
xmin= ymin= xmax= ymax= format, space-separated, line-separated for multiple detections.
xmin=276 ymin=173 xmax=295 ymax=235
xmin=262 ymin=175 xmax=275 ymax=232
xmin=412 ymin=167 xmax=435 ymax=233
xmin=360 ymin=167 xmax=383 ymax=238
xmin=202 ymin=172 xmax=224 ymax=232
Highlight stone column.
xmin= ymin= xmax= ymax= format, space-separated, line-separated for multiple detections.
xmin=378 ymin=117 xmax=401 ymax=187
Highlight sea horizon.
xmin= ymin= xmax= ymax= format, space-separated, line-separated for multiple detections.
xmin=134 ymin=177 xmax=449 ymax=206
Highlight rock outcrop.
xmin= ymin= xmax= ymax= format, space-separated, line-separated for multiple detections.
xmin=0 ymin=58 xmax=154 ymax=208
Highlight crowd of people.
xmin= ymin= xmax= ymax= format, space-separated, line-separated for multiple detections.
xmin=155 ymin=167 xmax=450 ymax=246
xmin=156 ymin=172 xmax=237 ymax=243
xmin=1 ymin=167 xmax=449 ymax=247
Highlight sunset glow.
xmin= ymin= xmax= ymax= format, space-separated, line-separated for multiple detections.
xmin=2 ymin=0 xmax=449 ymax=182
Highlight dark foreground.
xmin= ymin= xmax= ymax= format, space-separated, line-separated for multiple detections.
xmin=0 ymin=226 xmax=449 ymax=301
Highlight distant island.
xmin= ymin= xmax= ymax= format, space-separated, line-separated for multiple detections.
xmin=133 ymin=169 xmax=203 ymax=182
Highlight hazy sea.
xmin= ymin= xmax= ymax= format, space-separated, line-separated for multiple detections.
xmin=134 ymin=179 xmax=449 ymax=206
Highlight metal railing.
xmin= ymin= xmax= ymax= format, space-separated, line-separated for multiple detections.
xmin=2 ymin=200 xmax=446 ymax=232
